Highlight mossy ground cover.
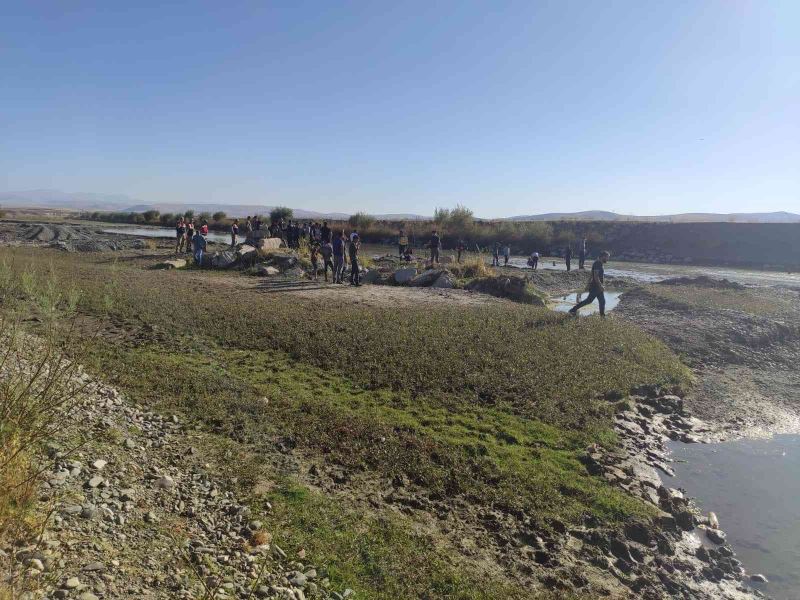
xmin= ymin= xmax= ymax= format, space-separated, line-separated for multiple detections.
xmin=0 ymin=248 xmax=691 ymax=598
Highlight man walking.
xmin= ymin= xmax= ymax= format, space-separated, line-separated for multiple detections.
xmin=193 ymin=228 xmax=207 ymax=266
xmin=569 ymin=251 xmax=610 ymax=317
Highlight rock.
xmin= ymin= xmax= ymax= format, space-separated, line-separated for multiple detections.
xmin=288 ymin=571 xmax=308 ymax=587
xmin=91 ymin=459 xmax=107 ymax=471
xmin=82 ymin=561 xmax=105 ymax=572
xmin=265 ymin=252 xmax=298 ymax=270
xmin=154 ymin=475 xmax=175 ymax=490
xmin=392 ymin=268 xmax=418 ymax=284
xmin=154 ymin=259 xmax=187 ymax=270
xmin=64 ymin=577 xmax=81 ymax=589
xmin=123 ymin=438 xmax=136 ymax=449
xmin=145 ymin=511 xmax=158 ymax=523
xmin=360 ymin=269 xmax=381 ymax=284
xmin=705 ymin=528 xmax=726 ymax=544
xmin=284 ymin=267 xmax=306 ymax=278
xmin=257 ymin=264 xmax=280 ymax=276
xmin=431 ymin=273 xmax=454 ymax=289
xmin=750 ymin=573 xmax=768 ymax=583
xmin=28 ymin=558 xmax=45 ymax=571
xmin=211 ymin=251 xmax=238 ymax=269
xmin=78 ymin=593 xmax=98 ymax=600
xmin=80 ymin=505 xmax=97 ymax=520
xmin=256 ymin=237 xmax=283 ymax=251
xmin=410 ymin=269 xmax=446 ymax=287
xmin=87 ymin=476 xmax=103 ymax=488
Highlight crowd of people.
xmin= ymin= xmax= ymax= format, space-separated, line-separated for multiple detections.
xmin=176 ymin=216 xmax=609 ymax=312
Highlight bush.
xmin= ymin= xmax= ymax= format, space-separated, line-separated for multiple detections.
xmin=270 ymin=207 xmax=293 ymax=221
xmin=348 ymin=212 xmax=375 ymax=229
xmin=212 ymin=211 xmax=227 ymax=222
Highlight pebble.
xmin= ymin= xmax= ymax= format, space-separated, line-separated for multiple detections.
xmin=64 ymin=577 xmax=81 ymax=589
xmin=87 ymin=476 xmax=104 ymax=488
xmin=750 ymin=573 xmax=768 ymax=583
xmin=154 ymin=475 xmax=175 ymax=490
xmin=92 ymin=459 xmax=107 ymax=471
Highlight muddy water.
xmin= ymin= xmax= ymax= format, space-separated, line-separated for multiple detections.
xmin=102 ymin=226 xmax=229 ymax=244
xmin=668 ymin=435 xmax=800 ymax=599
xmin=549 ymin=291 xmax=623 ymax=314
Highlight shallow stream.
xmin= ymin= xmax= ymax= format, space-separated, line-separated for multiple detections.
xmin=668 ymin=435 xmax=800 ymax=599
xmin=549 ymin=291 xmax=623 ymax=314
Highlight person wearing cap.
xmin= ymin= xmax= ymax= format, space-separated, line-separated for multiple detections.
xmin=570 ymin=251 xmax=611 ymax=316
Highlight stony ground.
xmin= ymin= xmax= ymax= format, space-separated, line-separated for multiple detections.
xmin=2 ymin=364 xmax=351 ymax=600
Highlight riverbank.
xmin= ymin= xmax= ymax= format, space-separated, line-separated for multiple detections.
xmin=1 ymin=239 xmax=790 ymax=598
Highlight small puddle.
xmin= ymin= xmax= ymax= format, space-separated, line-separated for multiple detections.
xmin=668 ymin=435 xmax=800 ymax=599
xmin=549 ymin=291 xmax=623 ymax=314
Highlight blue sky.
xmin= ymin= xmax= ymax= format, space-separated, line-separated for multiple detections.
xmin=1 ymin=1 xmax=798 ymax=217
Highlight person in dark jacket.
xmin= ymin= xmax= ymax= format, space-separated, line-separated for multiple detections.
xmin=565 ymin=245 xmax=573 ymax=272
xmin=349 ymin=234 xmax=361 ymax=286
xmin=570 ymin=251 xmax=610 ymax=316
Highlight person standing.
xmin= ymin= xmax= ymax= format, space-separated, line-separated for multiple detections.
xmin=200 ymin=220 xmax=209 ymax=236
xmin=529 ymin=251 xmax=539 ymax=270
xmin=578 ymin=237 xmax=587 ymax=270
xmin=245 ymin=216 xmax=253 ymax=238
xmin=456 ymin=239 xmax=466 ymax=263
xmin=175 ymin=218 xmax=186 ymax=253
xmin=503 ymin=244 xmax=511 ymax=266
xmin=333 ymin=230 xmax=346 ymax=283
xmin=565 ymin=245 xmax=573 ymax=272
xmin=321 ymin=221 xmax=331 ymax=243
xmin=185 ymin=220 xmax=195 ymax=254
xmin=320 ymin=240 xmax=334 ymax=282
xmin=492 ymin=242 xmax=501 ymax=267
xmin=310 ymin=242 xmax=320 ymax=281
xmin=231 ymin=219 xmax=239 ymax=247
xmin=349 ymin=233 xmax=361 ymax=286
xmin=398 ymin=229 xmax=408 ymax=257
xmin=193 ymin=228 xmax=207 ymax=265
xmin=429 ymin=230 xmax=441 ymax=265
xmin=569 ymin=251 xmax=610 ymax=317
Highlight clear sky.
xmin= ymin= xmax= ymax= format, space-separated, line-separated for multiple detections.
xmin=1 ymin=1 xmax=798 ymax=217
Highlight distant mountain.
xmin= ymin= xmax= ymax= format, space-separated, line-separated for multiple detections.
xmin=2 ymin=190 xmax=798 ymax=223
xmin=0 ymin=189 xmax=141 ymax=210
xmin=505 ymin=210 xmax=800 ymax=223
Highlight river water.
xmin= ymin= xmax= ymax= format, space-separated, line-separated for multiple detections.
xmin=669 ymin=436 xmax=800 ymax=599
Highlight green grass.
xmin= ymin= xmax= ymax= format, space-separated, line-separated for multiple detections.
xmin=0 ymin=248 xmax=691 ymax=598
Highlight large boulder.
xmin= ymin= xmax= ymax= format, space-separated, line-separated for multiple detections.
xmin=245 ymin=229 xmax=270 ymax=245
xmin=410 ymin=269 xmax=448 ymax=287
xmin=431 ymin=273 xmax=454 ymax=288
xmin=265 ymin=252 xmax=298 ymax=271
xmin=154 ymin=259 xmax=187 ymax=270
xmin=237 ymin=244 xmax=258 ymax=266
xmin=256 ymin=237 xmax=284 ymax=252
xmin=393 ymin=268 xmax=418 ymax=284
xmin=211 ymin=251 xmax=238 ymax=269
